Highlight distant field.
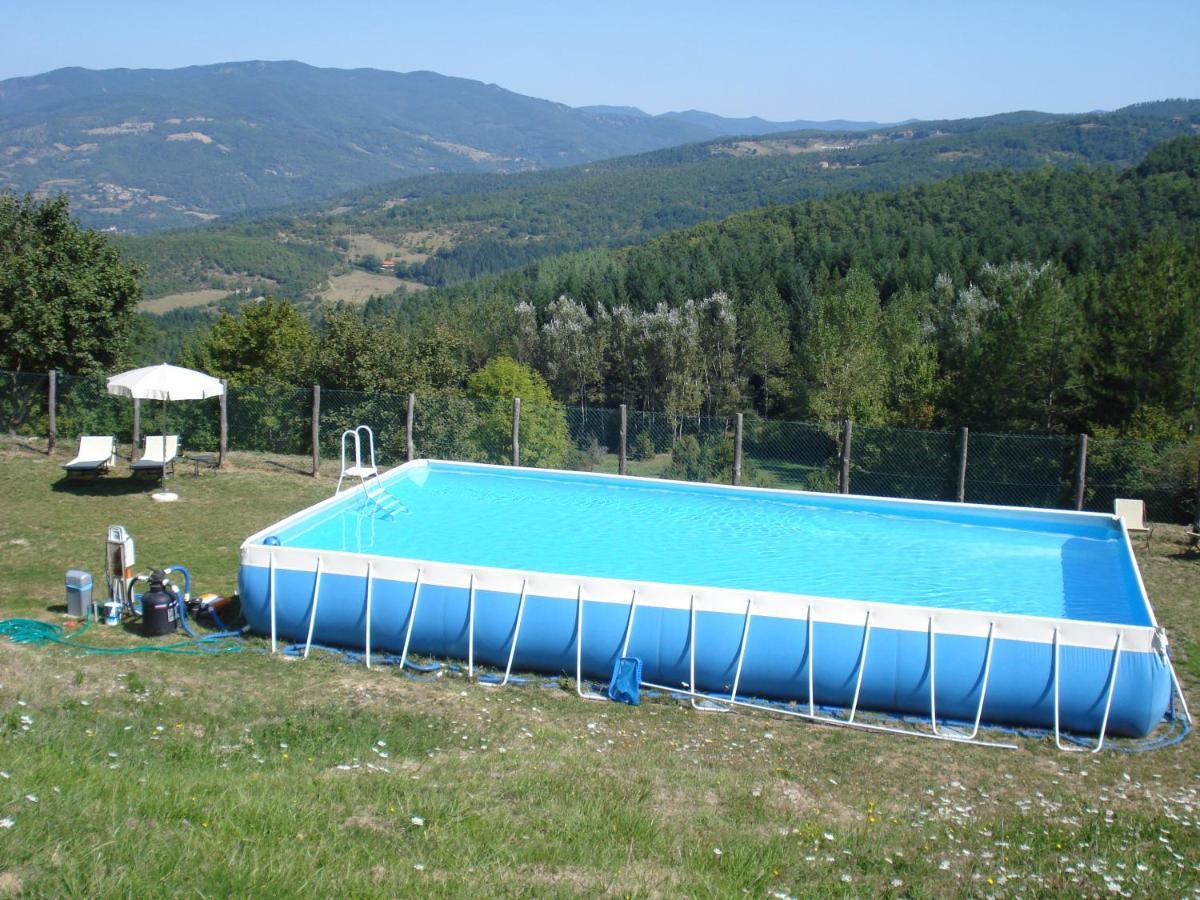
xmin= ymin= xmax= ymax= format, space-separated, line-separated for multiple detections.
xmin=319 ymin=271 xmax=425 ymax=304
xmin=138 ymin=288 xmax=229 ymax=313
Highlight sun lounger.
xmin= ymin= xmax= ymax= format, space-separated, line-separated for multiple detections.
xmin=131 ymin=434 xmax=180 ymax=476
xmin=62 ymin=435 xmax=116 ymax=478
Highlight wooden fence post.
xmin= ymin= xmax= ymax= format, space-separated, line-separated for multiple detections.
xmin=218 ymin=380 xmax=228 ymax=468
xmin=733 ymin=413 xmax=744 ymax=486
xmin=47 ymin=369 xmax=56 ymax=454
xmin=1074 ymin=433 xmax=1089 ymax=511
xmin=839 ymin=419 xmax=853 ymax=494
xmin=132 ymin=398 xmax=140 ymax=454
xmin=956 ymin=426 xmax=969 ymax=502
xmin=311 ymin=384 xmax=321 ymax=477
xmin=618 ymin=403 xmax=627 ymax=475
xmin=512 ymin=397 xmax=521 ymax=466
xmin=406 ymin=393 xmax=415 ymax=462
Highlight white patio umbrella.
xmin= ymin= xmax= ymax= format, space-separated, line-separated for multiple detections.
xmin=107 ymin=363 xmax=225 ymax=502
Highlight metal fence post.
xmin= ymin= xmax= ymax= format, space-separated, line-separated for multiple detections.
xmin=406 ymin=393 xmax=415 ymax=462
xmin=1074 ymin=433 xmax=1089 ymax=511
xmin=132 ymin=398 xmax=140 ymax=453
xmin=47 ymin=369 xmax=56 ymax=454
xmin=957 ymin=426 xmax=969 ymax=502
xmin=512 ymin=397 xmax=521 ymax=466
xmin=618 ymin=403 xmax=627 ymax=475
xmin=311 ymin=384 xmax=321 ymax=477
xmin=839 ymin=418 xmax=853 ymax=494
xmin=218 ymin=380 xmax=228 ymax=468
xmin=733 ymin=412 xmax=744 ymax=486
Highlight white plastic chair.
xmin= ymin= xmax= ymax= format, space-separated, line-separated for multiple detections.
xmin=62 ymin=435 xmax=116 ymax=478
xmin=1114 ymin=498 xmax=1152 ymax=551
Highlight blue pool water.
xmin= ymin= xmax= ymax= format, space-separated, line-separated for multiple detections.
xmin=272 ymin=463 xmax=1149 ymax=626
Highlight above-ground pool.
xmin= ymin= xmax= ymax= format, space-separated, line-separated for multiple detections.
xmin=240 ymin=460 xmax=1179 ymax=742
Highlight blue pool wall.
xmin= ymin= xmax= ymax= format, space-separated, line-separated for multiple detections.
xmin=239 ymin=564 xmax=1171 ymax=739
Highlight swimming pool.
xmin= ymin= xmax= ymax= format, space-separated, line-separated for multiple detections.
xmin=240 ymin=460 xmax=1178 ymax=741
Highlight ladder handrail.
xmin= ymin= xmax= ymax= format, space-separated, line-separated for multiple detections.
xmin=336 ymin=425 xmax=379 ymax=494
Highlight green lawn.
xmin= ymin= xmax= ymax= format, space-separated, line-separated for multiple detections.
xmin=1 ymin=439 xmax=1198 ymax=896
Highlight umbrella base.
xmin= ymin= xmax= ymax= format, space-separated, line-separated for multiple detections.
xmin=151 ymin=491 xmax=180 ymax=503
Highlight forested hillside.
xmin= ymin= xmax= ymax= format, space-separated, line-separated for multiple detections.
xmin=121 ymin=100 xmax=1200 ymax=305
xmin=340 ymin=135 xmax=1200 ymax=436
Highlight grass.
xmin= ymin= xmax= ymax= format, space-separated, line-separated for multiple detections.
xmin=318 ymin=271 xmax=426 ymax=305
xmin=1 ymin=438 xmax=1199 ymax=896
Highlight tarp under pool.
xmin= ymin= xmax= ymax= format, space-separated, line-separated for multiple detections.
xmin=240 ymin=460 xmax=1180 ymax=740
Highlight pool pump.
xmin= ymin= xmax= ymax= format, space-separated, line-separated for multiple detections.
xmin=140 ymin=570 xmax=179 ymax=636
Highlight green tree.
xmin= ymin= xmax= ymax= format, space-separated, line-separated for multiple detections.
xmin=880 ymin=287 xmax=939 ymax=427
xmin=737 ymin=285 xmax=791 ymax=415
xmin=540 ymin=295 xmax=605 ymax=410
xmin=0 ymin=194 xmax=141 ymax=374
xmin=944 ymin=262 xmax=1084 ymax=430
xmin=1081 ymin=233 xmax=1200 ymax=428
xmin=466 ymin=356 xmax=569 ymax=467
xmin=183 ymin=297 xmax=317 ymax=386
xmin=797 ymin=270 xmax=889 ymax=425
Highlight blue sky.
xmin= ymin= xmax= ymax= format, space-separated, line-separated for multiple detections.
xmin=5 ymin=1 xmax=1197 ymax=121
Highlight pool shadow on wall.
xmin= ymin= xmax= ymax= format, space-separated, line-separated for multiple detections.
xmin=1060 ymin=536 xmax=1150 ymax=627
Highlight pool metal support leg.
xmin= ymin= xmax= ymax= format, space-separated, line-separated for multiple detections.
xmin=363 ymin=563 xmax=374 ymax=669
xmin=399 ymin=569 xmax=424 ymax=670
xmin=1054 ymin=628 xmax=1123 ymax=753
xmin=575 ymin=586 xmax=605 ymax=701
xmin=268 ymin=551 xmax=277 ymax=654
xmin=728 ymin=598 xmax=754 ymax=705
xmin=302 ymin=556 xmax=324 ymax=660
xmin=688 ymin=593 xmax=728 ymax=712
xmin=929 ymin=619 xmax=997 ymax=741
xmin=844 ymin=610 xmax=872 ymax=724
xmin=467 ymin=573 xmax=476 ymax=679
xmin=481 ymin=579 xmax=527 ymax=688
xmin=806 ymin=605 xmax=815 ymax=717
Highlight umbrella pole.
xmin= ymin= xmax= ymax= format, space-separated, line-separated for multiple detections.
xmin=161 ymin=398 xmax=168 ymax=495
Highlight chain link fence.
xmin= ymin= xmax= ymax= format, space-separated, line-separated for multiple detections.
xmin=6 ymin=370 xmax=1197 ymax=522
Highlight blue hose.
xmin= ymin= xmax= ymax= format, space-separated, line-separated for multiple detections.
xmin=164 ymin=566 xmax=195 ymax=638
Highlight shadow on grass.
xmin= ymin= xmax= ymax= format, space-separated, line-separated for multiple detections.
xmin=261 ymin=458 xmax=311 ymax=475
xmin=51 ymin=475 xmax=153 ymax=496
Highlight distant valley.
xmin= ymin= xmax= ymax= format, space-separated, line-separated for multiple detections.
xmin=115 ymin=99 xmax=1200 ymax=312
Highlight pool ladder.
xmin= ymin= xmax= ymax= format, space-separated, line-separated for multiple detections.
xmin=335 ymin=425 xmax=405 ymax=519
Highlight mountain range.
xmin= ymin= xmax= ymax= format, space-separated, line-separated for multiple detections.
xmin=0 ymin=60 xmax=895 ymax=233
